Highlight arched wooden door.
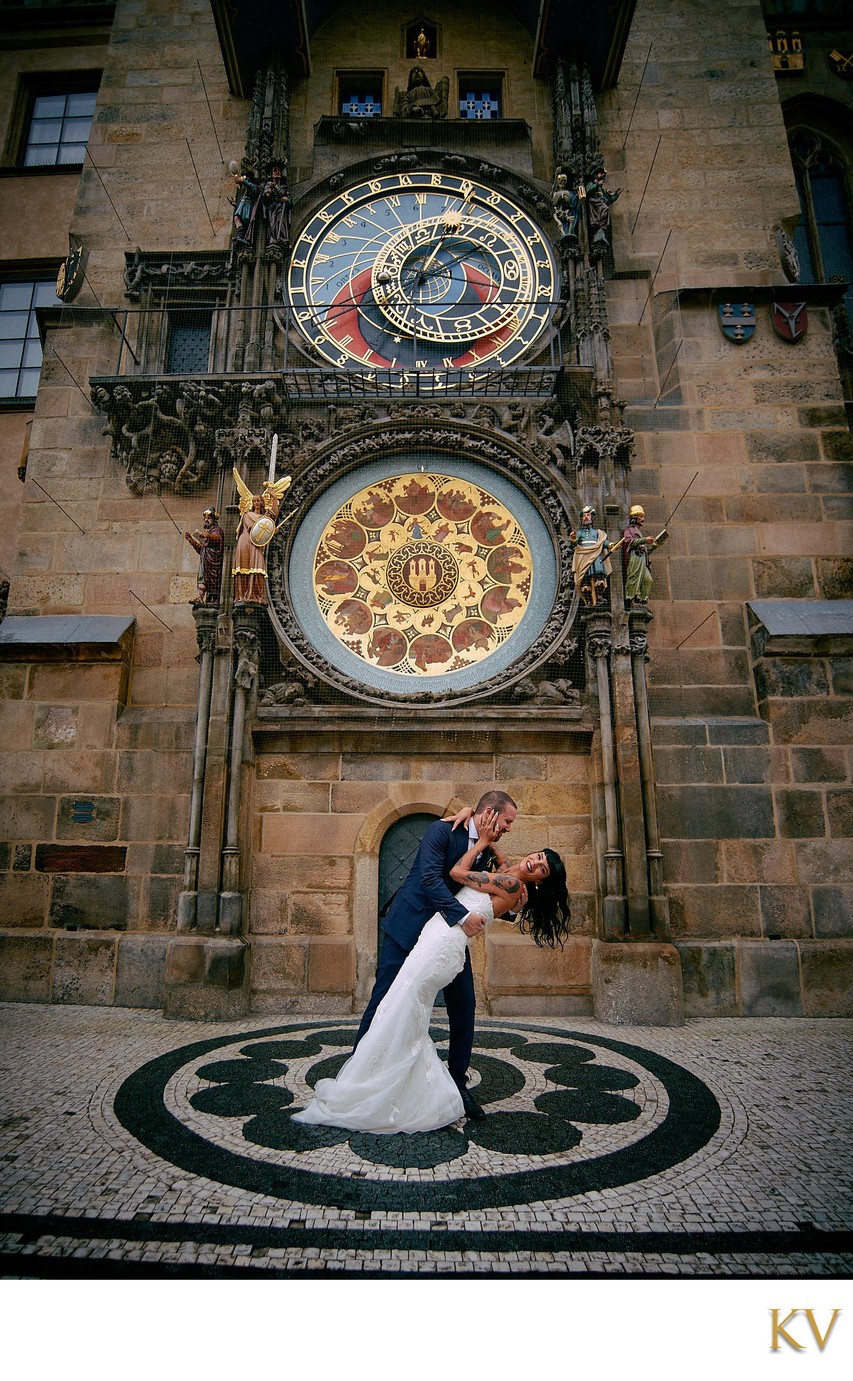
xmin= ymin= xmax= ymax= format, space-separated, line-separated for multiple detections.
xmin=377 ymin=812 xmax=438 ymax=962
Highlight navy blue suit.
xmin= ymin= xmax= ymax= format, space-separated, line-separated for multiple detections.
xmin=355 ymin=819 xmax=488 ymax=1089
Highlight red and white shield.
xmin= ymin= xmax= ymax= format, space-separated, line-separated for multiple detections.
xmin=771 ymin=301 xmax=808 ymax=343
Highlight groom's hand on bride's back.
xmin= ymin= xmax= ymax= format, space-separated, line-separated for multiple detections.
xmin=460 ymin=912 xmax=486 ymax=938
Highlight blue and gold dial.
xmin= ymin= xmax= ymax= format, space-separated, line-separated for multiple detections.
xmin=287 ymin=172 xmax=557 ymax=382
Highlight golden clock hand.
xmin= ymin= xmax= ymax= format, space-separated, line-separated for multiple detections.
xmin=417 ymin=196 xmax=474 ymax=281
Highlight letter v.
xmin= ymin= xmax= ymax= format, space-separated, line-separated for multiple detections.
xmin=804 ymin=1309 xmax=840 ymax=1351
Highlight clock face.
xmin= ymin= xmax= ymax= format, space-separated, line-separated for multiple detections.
xmin=287 ymin=172 xmax=557 ymax=385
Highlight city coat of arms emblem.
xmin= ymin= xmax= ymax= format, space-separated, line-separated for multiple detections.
xmin=718 ymin=302 xmax=756 ymax=343
xmin=771 ymin=301 xmax=808 ymax=342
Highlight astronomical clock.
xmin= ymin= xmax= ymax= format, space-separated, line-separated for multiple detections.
xmin=266 ymin=157 xmax=583 ymax=709
xmin=287 ymin=172 xmax=558 ymax=386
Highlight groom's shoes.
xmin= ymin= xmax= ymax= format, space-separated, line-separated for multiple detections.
xmin=460 ymin=1088 xmax=486 ymax=1120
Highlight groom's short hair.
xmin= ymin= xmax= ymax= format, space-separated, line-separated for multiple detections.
xmin=475 ymin=789 xmax=517 ymax=814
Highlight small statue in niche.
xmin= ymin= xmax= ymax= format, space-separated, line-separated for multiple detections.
xmin=261 ymin=160 xmax=292 ymax=255
xmin=569 ymin=504 xmax=612 ymax=607
xmin=232 ymin=469 xmax=292 ymax=605
xmin=551 ymin=171 xmax=580 ymax=241
xmin=415 ymin=26 xmax=430 ymax=58
xmin=230 ymin=162 xmax=260 ymax=245
xmin=585 ymin=166 xmax=621 ymax=247
xmin=393 ymin=67 xmax=449 ymax=118
xmin=622 ymin=503 xmax=666 ymax=606
xmin=184 ymin=506 xmax=225 ymax=607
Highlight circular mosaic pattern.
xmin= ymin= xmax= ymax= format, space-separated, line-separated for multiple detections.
xmin=114 ymin=1021 xmax=721 ymax=1213
xmin=312 ymin=472 xmax=533 ymax=681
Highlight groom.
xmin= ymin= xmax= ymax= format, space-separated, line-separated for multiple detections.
xmin=354 ymin=789 xmax=517 ymax=1119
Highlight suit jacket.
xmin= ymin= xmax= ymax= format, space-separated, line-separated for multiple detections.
xmin=383 ymin=819 xmax=492 ymax=953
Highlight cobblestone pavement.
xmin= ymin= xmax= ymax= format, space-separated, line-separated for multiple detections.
xmin=0 ymin=1003 xmax=851 ymax=1279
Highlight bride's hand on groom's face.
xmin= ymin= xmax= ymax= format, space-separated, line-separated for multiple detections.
xmin=477 ymin=807 xmax=502 ymax=845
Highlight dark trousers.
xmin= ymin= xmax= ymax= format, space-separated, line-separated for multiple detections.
xmin=354 ymin=931 xmax=475 ymax=1089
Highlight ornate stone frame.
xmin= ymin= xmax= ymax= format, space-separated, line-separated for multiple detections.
xmin=266 ymin=417 xmax=580 ymax=707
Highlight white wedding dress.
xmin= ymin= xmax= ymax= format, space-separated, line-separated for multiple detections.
xmin=292 ymin=887 xmax=494 ymax=1134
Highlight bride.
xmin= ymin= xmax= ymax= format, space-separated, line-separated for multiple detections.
xmin=292 ymin=815 xmax=570 ymax=1135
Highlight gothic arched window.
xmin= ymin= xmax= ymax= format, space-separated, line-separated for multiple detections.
xmin=789 ymin=130 xmax=853 ymax=306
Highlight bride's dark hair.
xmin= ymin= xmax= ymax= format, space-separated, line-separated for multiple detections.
xmin=516 ymin=848 xmax=571 ymax=948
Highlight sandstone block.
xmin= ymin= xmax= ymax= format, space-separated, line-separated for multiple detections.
xmin=261 ymin=812 xmax=361 ymax=856
xmin=827 ymin=790 xmax=853 ymax=837
xmin=34 ymin=705 xmax=78 ymax=748
xmin=812 ymin=887 xmax=853 ymax=939
xmin=307 ymin=937 xmax=355 ymax=993
xmin=114 ymin=933 xmax=168 ymax=1008
xmin=667 ymin=883 xmax=761 ymax=937
xmin=251 ymin=937 xmax=307 ymax=992
xmin=790 ymin=747 xmax=848 ymax=783
xmin=52 ymin=933 xmax=116 ymax=1005
xmin=738 ymin=940 xmax=802 ymax=1016
xmin=775 ymin=789 xmax=826 ymax=838
xmin=0 ymin=933 xmax=54 ymax=1001
xmin=56 ymin=795 xmax=121 ymax=841
xmin=49 ymin=875 xmax=132 ymax=930
xmin=795 ymin=839 xmax=853 ymax=884
xmin=799 ymin=941 xmax=853 ymax=1015
xmin=765 ymin=700 xmax=853 ymax=745
xmin=0 ymin=875 xmax=50 ymax=928
xmin=0 ymin=794 xmax=56 ymax=841
xmin=486 ymin=933 xmax=590 ymax=991
xmin=675 ymin=941 xmax=738 ymax=1016
xmin=658 ymin=785 xmax=774 ymax=839
xmin=591 ymin=941 xmax=684 ymax=1026
xmin=289 ymin=891 xmax=352 ymax=936
xmin=759 ymin=885 xmax=812 ymax=939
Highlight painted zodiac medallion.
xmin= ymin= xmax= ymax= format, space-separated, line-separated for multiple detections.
xmin=313 ymin=473 xmax=533 ymax=678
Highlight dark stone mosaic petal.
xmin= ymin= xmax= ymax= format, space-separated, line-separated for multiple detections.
xmin=429 ymin=1026 xmax=528 ymax=1050
xmin=239 ymin=1038 xmax=324 ymax=1060
xmin=243 ymin=1110 xmax=347 ymax=1152
xmin=189 ymin=1083 xmax=292 ymax=1118
xmin=467 ymin=1051 xmax=526 ymax=1104
xmin=535 ymin=1089 xmax=640 ymax=1124
xmin=306 ymin=1054 xmax=349 ymax=1088
xmin=518 ymin=1042 xmax=597 ymax=1065
xmin=545 ymin=1065 xmax=639 ymax=1092
xmin=194 ymin=1058 xmax=284 ymax=1085
xmin=349 ymin=1127 xmax=468 ymax=1169
xmin=467 ymin=1111 xmax=583 ymax=1155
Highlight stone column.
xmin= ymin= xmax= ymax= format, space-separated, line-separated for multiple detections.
xmin=629 ymin=606 xmax=670 ymax=936
xmin=586 ymin=614 xmax=626 ymax=937
xmin=219 ymin=603 xmax=261 ymax=935
xmin=176 ymin=605 xmax=218 ymax=932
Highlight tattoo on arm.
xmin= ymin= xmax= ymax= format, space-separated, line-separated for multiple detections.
xmin=464 ymin=870 xmax=492 ymax=889
xmin=493 ymin=872 xmax=521 ymax=896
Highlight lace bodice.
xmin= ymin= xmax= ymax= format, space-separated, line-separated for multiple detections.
xmin=453 ymin=885 xmax=495 ymax=923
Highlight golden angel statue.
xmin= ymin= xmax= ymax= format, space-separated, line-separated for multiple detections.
xmin=231 ymin=467 xmax=292 ymax=604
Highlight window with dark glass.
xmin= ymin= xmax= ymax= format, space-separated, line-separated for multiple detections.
xmin=165 ymin=309 xmax=213 ymax=374
xmin=23 ymin=89 xmax=97 ymax=167
xmin=458 ymin=73 xmax=502 ymax=119
xmin=0 ymin=278 xmax=61 ymax=401
xmin=338 ymin=72 xmax=383 ymax=118
xmin=789 ymin=131 xmax=853 ymax=310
